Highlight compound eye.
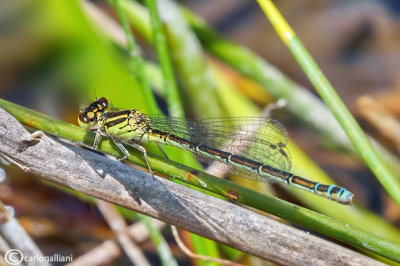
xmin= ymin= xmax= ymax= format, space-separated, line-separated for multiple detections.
xmin=78 ymin=112 xmax=89 ymax=124
xmin=98 ymin=97 xmax=108 ymax=109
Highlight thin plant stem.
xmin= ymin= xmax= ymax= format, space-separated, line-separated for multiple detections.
xmin=138 ymin=214 xmax=178 ymax=266
xmin=113 ymin=0 xmax=159 ymax=113
xmin=145 ymin=1 xmax=219 ymax=264
xmin=145 ymin=0 xmax=183 ymax=118
xmin=256 ymin=0 xmax=400 ymax=207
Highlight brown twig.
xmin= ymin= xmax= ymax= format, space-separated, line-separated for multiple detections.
xmin=0 ymin=201 xmax=45 ymax=265
xmin=95 ymin=200 xmax=150 ymax=266
xmin=68 ymin=219 xmax=165 ymax=266
xmin=171 ymin=225 xmax=244 ymax=266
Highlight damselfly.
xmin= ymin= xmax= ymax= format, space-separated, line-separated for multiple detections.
xmin=78 ymin=97 xmax=353 ymax=205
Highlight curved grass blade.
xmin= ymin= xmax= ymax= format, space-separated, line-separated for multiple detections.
xmin=256 ymin=0 xmax=400 ymax=207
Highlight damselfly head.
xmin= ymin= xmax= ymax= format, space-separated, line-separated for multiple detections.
xmin=78 ymin=111 xmax=94 ymax=128
xmin=78 ymin=97 xmax=109 ymax=128
xmin=78 ymin=111 xmax=89 ymax=124
xmin=96 ymin=97 xmax=108 ymax=109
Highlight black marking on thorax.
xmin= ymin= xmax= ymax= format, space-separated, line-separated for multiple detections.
xmin=105 ymin=110 xmax=131 ymax=118
xmin=103 ymin=111 xmax=130 ymax=128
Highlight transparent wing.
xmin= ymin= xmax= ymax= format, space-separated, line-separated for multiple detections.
xmin=147 ymin=115 xmax=291 ymax=173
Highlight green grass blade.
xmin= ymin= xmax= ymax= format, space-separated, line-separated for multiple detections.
xmin=142 ymin=0 xmax=200 ymax=166
xmin=131 ymin=1 xmax=221 ymax=262
xmin=145 ymin=1 xmax=222 ymax=263
xmin=256 ymin=0 xmax=400 ymax=207
xmin=107 ymin=3 xmax=176 ymax=264
xmin=120 ymin=0 xmax=226 ymax=119
xmin=113 ymin=0 xmax=159 ymax=113
xmin=138 ymin=214 xmax=178 ymax=266
xmin=155 ymin=0 xmax=226 ymax=119
xmin=145 ymin=0 xmax=183 ymax=118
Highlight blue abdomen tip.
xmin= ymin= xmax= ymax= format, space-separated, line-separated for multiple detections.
xmin=338 ymin=189 xmax=354 ymax=205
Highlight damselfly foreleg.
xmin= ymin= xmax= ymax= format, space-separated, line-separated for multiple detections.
xmin=77 ymin=128 xmax=102 ymax=150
